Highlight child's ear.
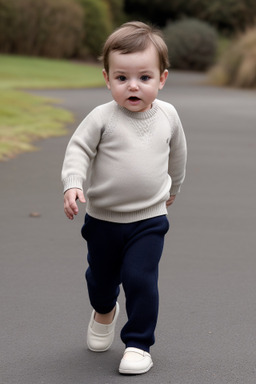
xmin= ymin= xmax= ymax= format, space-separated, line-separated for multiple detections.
xmin=103 ymin=69 xmax=111 ymax=89
xmin=159 ymin=69 xmax=168 ymax=90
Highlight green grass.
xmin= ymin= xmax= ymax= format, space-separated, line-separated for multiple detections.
xmin=0 ymin=54 xmax=105 ymax=160
xmin=0 ymin=89 xmax=73 ymax=159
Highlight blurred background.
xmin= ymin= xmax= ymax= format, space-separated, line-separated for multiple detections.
xmin=0 ymin=0 xmax=256 ymax=160
xmin=1 ymin=0 xmax=256 ymax=83
xmin=1 ymin=4 xmax=256 ymax=383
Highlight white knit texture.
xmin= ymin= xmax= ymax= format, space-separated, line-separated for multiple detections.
xmin=62 ymin=99 xmax=187 ymax=223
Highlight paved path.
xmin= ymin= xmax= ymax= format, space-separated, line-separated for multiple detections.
xmin=1 ymin=73 xmax=256 ymax=384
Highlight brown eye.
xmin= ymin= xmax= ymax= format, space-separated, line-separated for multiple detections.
xmin=141 ymin=75 xmax=150 ymax=81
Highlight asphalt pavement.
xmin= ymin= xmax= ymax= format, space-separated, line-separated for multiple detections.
xmin=1 ymin=72 xmax=256 ymax=384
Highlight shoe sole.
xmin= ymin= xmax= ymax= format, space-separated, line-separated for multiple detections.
xmin=119 ymin=362 xmax=153 ymax=375
xmin=88 ymin=345 xmax=112 ymax=352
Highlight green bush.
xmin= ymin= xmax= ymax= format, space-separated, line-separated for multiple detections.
xmin=105 ymin=0 xmax=126 ymax=27
xmin=208 ymin=27 xmax=256 ymax=88
xmin=185 ymin=0 xmax=256 ymax=35
xmin=0 ymin=0 xmax=84 ymax=58
xmin=125 ymin=0 xmax=256 ymax=34
xmin=76 ymin=0 xmax=113 ymax=58
xmin=0 ymin=1 xmax=13 ymax=52
xmin=164 ymin=18 xmax=218 ymax=71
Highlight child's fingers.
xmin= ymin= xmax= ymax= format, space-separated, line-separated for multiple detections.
xmin=166 ymin=195 xmax=176 ymax=207
xmin=65 ymin=207 xmax=74 ymax=220
xmin=77 ymin=190 xmax=86 ymax=203
xmin=64 ymin=200 xmax=77 ymax=220
xmin=64 ymin=191 xmax=77 ymax=219
xmin=64 ymin=189 xmax=86 ymax=220
xmin=69 ymin=199 xmax=79 ymax=215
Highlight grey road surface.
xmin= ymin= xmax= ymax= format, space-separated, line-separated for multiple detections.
xmin=1 ymin=72 xmax=256 ymax=384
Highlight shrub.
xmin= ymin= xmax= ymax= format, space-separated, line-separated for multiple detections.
xmin=164 ymin=18 xmax=218 ymax=71
xmin=0 ymin=0 xmax=84 ymax=58
xmin=125 ymin=0 xmax=256 ymax=34
xmin=185 ymin=0 xmax=256 ymax=35
xmin=105 ymin=0 xmax=126 ymax=27
xmin=75 ymin=0 xmax=113 ymax=58
xmin=0 ymin=0 xmax=17 ymax=52
xmin=208 ymin=27 xmax=256 ymax=88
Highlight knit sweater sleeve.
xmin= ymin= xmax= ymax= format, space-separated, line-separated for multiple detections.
xmin=61 ymin=106 xmax=104 ymax=193
xmin=168 ymin=108 xmax=187 ymax=195
xmin=155 ymin=99 xmax=187 ymax=195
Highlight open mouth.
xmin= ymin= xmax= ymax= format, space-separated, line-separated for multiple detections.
xmin=128 ymin=97 xmax=140 ymax=101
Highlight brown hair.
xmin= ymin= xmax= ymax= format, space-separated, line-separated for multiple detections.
xmin=101 ymin=21 xmax=170 ymax=74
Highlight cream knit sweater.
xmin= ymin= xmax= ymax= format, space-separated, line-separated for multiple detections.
xmin=62 ymin=99 xmax=187 ymax=223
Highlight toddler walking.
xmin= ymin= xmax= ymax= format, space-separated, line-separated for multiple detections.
xmin=62 ymin=21 xmax=187 ymax=375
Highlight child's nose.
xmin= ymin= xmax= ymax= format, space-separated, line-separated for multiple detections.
xmin=128 ymin=80 xmax=139 ymax=91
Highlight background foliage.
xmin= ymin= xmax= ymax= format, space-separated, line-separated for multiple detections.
xmin=164 ymin=19 xmax=217 ymax=71
xmin=0 ymin=0 xmax=255 ymax=161
xmin=0 ymin=0 xmax=255 ymax=84
xmin=0 ymin=0 xmax=84 ymax=58
xmin=76 ymin=0 xmax=112 ymax=58
xmin=124 ymin=0 xmax=256 ymax=34
xmin=208 ymin=27 xmax=256 ymax=88
xmin=0 ymin=0 xmax=125 ymax=59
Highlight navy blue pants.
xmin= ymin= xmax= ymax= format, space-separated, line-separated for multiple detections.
xmin=81 ymin=214 xmax=169 ymax=352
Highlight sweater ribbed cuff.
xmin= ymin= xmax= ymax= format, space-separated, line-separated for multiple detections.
xmin=170 ymin=184 xmax=181 ymax=195
xmin=62 ymin=175 xmax=84 ymax=193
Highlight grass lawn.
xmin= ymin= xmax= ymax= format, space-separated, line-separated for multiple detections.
xmin=0 ymin=54 xmax=105 ymax=160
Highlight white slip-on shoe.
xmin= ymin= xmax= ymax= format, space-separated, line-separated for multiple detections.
xmin=119 ymin=347 xmax=153 ymax=375
xmin=87 ymin=302 xmax=120 ymax=352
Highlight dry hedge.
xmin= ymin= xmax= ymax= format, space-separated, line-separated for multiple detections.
xmin=208 ymin=27 xmax=256 ymax=88
xmin=0 ymin=0 xmax=84 ymax=58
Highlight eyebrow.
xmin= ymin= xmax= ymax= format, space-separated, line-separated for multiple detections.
xmin=112 ymin=70 xmax=155 ymax=75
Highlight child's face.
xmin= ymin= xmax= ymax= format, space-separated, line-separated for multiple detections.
xmin=103 ymin=44 xmax=168 ymax=112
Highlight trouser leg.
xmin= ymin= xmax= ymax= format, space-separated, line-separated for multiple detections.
xmin=81 ymin=215 xmax=122 ymax=314
xmin=81 ymin=214 xmax=169 ymax=351
xmin=120 ymin=215 xmax=169 ymax=352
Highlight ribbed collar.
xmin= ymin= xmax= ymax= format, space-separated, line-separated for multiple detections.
xmin=117 ymin=100 xmax=158 ymax=120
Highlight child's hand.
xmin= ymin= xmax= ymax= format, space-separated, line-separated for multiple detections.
xmin=64 ymin=188 xmax=86 ymax=220
xmin=166 ymin=195 xmax=176 ymax=207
